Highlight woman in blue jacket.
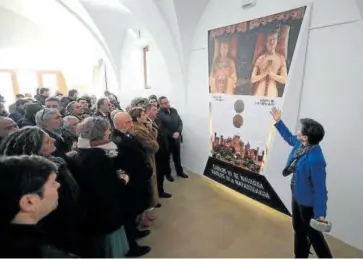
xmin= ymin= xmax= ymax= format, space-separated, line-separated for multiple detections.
xmin=271 ymin=107 xmax=332 ymax=258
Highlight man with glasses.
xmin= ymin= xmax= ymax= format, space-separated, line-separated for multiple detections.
xmin=157 ymin=96 xmax=188 ymax=181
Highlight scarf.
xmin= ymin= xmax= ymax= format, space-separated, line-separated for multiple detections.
xmin=284 ymin=145 xmax=315 ymax=177
xmin=77 ymin=138 xmax=118 ymax=158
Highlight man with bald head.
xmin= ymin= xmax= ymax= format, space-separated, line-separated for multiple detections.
xmin=112 ymin=112 xmax=152 ymax=257
xmin=113 ymin=112 xmax=133 ymax=134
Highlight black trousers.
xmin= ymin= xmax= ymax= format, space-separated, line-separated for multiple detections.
xmin=292 ymin=197 xmax=332 ymax=258
xmin=155 ymin=150 xmax=168 ymax=194
xmin=167 ymin=138 xmax=183 ymax=176
xmin=124 ymin=213 xmax=139 ymax=251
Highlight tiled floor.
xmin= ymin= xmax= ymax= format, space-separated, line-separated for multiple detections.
xmin=139 ymin=173 xmax=363 ymax=258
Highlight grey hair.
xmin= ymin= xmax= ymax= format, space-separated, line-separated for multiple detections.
xmin=130 ymin=97 xmax=144 ymax=107
xmin=35 ymin=108 xmax=59 ymax=129
xmin=77 ymin=116 xmax=109 ymax=141
xmin=128 ymin=107 xmax=145 ymax=122
xmin=0 ymin=127 xmax=46 ymax=156
xmin=63 ymin=116 xmax=79 ymax=131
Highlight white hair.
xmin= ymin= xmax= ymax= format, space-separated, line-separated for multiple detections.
xmin=77 ymin=116 xmax=109 ymax=141
xmin=35 ymin=108 xmax=59 ymax=129
xmin=63 ymin=116 xmax=79 ymax=131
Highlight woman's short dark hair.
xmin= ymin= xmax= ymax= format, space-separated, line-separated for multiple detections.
xmin=300 ymin=118 xmax=325 ymax=145
xmin=128 ymin=107 xmax=145 ymax=122
xmin=0 ymin=155 xmax=57 ymax=226
xmin=0 ymin=127 xmax=46 ymax=156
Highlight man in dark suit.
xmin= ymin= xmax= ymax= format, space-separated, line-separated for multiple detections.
xmin=157 ymin=96 xmax=188 ymax=181
xmin=94 ymin=97 xmax=113 ymax=130
xmin=34 ymin=87 xmax=50 ymax=105
xmin=112 ymin=112 xmax=152 ymax=257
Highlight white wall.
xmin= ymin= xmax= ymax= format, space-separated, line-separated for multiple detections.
xmin=118 ymin=29 xmax=174 ymax=108
xmin=0 ymin=6 xmax=105 ymax=96
xmin=121 ymin=0 xmax=186 ymax=110
xmin=183 ymin=0 xmax=363 ymax=250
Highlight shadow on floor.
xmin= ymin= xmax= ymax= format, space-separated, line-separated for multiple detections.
xmin=139 ymin=173 xmax=363 ymax=258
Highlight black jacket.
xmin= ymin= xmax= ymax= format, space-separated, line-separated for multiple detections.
xmin=153 ymin=117 xmax=170 ymax=154
xmin=44 ymin=129 xmax=71 ymax=159
xmin=74 ymin=148 xmax=127 ymax=236
xmin=62 ymin=129 xmax=78 ymax=151
xmin=0 ymin=224 xmax=77 ymax=258
xmin=9 ymin=108 xmax=25 ymax=123
xmin=39 ymin=156 xmax=85 ymax=256
xmin=157 ymin=107 xmax=183 ymax=138
xmin=112 ymin=130 xmax=153 ymax=214
xmin=17 ymin=102 xmax=43 ymax=128
xmin=94 ymin=111 xmax=114 ymax=131
xmin=17 ymin=117 xmax=36 ymax=128
xmin=34 ymin=94 xmax=46 ymax=105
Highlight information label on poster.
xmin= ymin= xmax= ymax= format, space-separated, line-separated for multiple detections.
xmin=204 ymin=157 xmax=290 ymax=215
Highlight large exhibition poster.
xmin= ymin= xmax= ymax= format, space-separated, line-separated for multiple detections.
xmin=209 ymin=7 xmax=306 ymax=175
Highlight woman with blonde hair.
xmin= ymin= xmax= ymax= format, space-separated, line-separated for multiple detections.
xmin=128 ymin=107 xmax=159 ymax=226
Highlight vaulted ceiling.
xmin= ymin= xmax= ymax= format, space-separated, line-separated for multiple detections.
xmin=1 ymin=0 xmax=360 ymax=85
xmin=0 ymin=0 xmax=211 ymax=83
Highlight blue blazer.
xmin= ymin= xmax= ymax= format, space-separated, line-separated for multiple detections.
xmin=275 ymin=120 xmax=328 ymax=218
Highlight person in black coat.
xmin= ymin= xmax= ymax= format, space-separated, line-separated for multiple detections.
xmin=62 ymin=116 xmax=80 ymax=151
xmin=75 ymin=117 xmax=130 ymax=258
xmin=0 ymin=155 xmax=77 ymax=258
xmin=8 ymin=99 xmax=29 ymax=123
xmin=94 ymin=97 xmax=114 ymax=131
xmin=112 ymin=112 xmax=152 ymax=257
xmin=34 ymin=87 xmax=50 ymax=106
xmin=157 ymin=96 xmax=189 ymax=180
xmin=0 ymin=127 xmax=85 ymax=256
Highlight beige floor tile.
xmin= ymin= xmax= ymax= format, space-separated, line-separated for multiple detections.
xmin=139 ymin=173 xmax=363 ymax=258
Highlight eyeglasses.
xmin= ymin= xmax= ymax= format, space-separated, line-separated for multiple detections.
xmin=41 ymin=109 xmax=46 ymax=121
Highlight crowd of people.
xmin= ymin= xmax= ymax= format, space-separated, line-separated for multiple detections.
xmin=0 ymin=88 xmax=188 ymax=258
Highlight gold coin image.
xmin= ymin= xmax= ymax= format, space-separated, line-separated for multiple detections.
xmin=234 ymin=99 xmax=245 ymax=113
xmin=233 ymin=114 xmax=244 ymax=128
